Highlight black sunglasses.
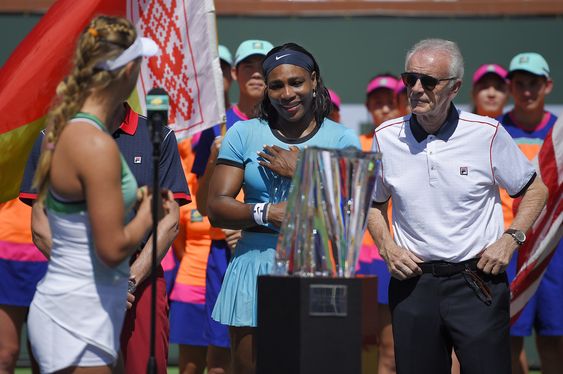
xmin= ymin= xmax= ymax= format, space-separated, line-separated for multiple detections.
xmin=462 ymin=268 xmax=492 ymax=306
xmin=401 ymin=72 xmax=456 ymax=91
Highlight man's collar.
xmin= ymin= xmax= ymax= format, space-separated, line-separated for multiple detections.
xmin=409 ymin=104 xmax=459 ymax=143
xmin=116 ymin=103 xmax=139 ymax=136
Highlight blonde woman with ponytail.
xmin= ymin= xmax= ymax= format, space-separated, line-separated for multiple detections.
xmin=26 ymin=16 xmax=170 ymax=373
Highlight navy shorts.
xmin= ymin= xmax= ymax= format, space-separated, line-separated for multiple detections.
xmin=203 ymin=240 xmax=231 ymax=348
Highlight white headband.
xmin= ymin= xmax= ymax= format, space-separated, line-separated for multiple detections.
xmin=95 ymin=37 xmax=159 ymax=71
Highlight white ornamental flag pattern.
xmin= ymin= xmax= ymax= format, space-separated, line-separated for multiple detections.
xmin=129 ymin=0 xmax=225 ymax=138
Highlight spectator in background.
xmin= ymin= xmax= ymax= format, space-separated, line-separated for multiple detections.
xmin=194 ymin=40 xmax=274 ymax=215
xmin=363 ymin=74 xmax=401 ymax=146
xmin=471 ymin=64 xmax=509 ymax=118
xmin=219 ymin=45 xmax=234 ymax=110
xmin=360 ymin=74 xmax=400 ymax=150
xmin=358 ymin=73 xmax=400 ymax=374
xmin=169 ymin=134 xmax=232 ymax=374
xmin=499 ymin=52 xmax=562 ymax=374
xmin=0 ymin=199 xmax=46 ymax=373
xmin=327 ymin=88 xmax=342 ymax=123
xmin=395 ymin=79 xmax=411 ymax=116
xmin=167 ymin=43 xmax=237 ymax=374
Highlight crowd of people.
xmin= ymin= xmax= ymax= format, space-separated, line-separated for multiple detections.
xmin=0 ymin=13 xmax=560 ymax=374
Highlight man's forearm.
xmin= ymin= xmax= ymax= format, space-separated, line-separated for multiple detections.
xmin=367 ymin=202 xmax=394 ymax=259
xmin=511 ymin=177 xmax=548 ymax=233
xmin=129 ymin=215 xmax=179 ymax=286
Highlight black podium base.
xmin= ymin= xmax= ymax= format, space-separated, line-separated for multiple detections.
xmin=257 ymin=276 xmax=378 ymax=374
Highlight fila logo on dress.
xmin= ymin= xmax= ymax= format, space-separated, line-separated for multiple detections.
xmin=134 ymin=156 xmax=142 ymax=164
xmin=459 ymin=166 xmax=468 ymax=176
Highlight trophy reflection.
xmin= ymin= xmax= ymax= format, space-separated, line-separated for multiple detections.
xmin=275 ymin=146 xmax=381 ymax=277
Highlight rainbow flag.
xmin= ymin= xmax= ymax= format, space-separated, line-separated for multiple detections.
xmin=0 ymin=0 xmax=224 ymax=203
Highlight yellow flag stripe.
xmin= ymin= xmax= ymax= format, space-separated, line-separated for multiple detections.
xmin=0 ymin=117 xmax=45 ymax=202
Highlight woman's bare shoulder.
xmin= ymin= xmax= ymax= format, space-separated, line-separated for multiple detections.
xmin=59 ymin=120 xmax=119 ymax=158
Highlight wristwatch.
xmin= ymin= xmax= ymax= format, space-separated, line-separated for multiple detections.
xmin=505 ymin=229 xmax=526 ymax=246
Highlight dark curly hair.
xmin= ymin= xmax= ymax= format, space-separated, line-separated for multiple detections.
xmin=257 ymin=43 xmax=332 ymax=127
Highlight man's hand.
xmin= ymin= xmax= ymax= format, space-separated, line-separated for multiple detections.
xmin=477 ymin=234 xmax=516 ymax=275
xmin=258 ymin=145 xmax=299 ymax=178
xmin=222 ymin=228 xmax=241 ymax=251
xmin=381 ymin=242 xmax=423 ymax=280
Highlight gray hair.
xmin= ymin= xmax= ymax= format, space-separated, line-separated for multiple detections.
xmin=405 ymin=39 xmax=464 ymax=81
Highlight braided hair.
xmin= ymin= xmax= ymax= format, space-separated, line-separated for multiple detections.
xmin=33 ymin=16 xmax=137 ymax=201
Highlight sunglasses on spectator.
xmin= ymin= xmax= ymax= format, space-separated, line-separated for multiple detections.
xmin=401 ymin=72 xmax=456 ymax=91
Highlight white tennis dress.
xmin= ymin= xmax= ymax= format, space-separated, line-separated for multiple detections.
xmin=27 ymin=114 xmax=138 ymax=373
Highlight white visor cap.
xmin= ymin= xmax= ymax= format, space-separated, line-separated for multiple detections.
xmin=96 ymin=37 xmax=159 ymax=71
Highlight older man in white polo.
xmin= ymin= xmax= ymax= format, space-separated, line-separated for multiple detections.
xmin=367 ymin=38 xmax=548 ymax=374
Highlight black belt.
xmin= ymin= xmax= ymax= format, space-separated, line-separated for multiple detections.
xmin=243 ymin=226 xmax=278 ymax=234
xmin=419 ymin=258 xmax=479 ymax=277
xmin=420 ymin=258 xmax=492 ymax=305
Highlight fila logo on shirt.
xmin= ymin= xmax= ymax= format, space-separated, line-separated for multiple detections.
xmin=134 ymin=156 xmax=142 ymax=164
xmin=459 ymin=166 xmax=468 ymax=176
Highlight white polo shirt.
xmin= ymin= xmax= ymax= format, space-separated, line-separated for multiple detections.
xmin=372 ymin=105 xmax=536 ymax=262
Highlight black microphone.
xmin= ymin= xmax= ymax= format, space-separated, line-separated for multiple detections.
xmin=146 ymin=87 xmax=169 ymax=142
xmin=145 ymin=87 xmax=169 ymax=374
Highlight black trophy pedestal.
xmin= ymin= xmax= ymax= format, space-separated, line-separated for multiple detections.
xmin=256 ymin=276 xmax=378 ymax=374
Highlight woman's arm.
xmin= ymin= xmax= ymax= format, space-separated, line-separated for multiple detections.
xmin=207 ymin=162 xmax=288 ymax=229
xmin=206 ymin=164 xmax=254 ymax=229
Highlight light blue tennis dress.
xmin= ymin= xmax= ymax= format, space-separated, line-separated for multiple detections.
xmin=27 ymin=113 xmax=138 ymax=372
xmin=211 ymin=118 xmax=360 ymax=327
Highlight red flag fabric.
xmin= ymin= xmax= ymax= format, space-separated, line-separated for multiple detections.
xmin=0 ymin=0 xmax=223 ymax=203
xmin=510 ymin=116 xmax=563 ymax=324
